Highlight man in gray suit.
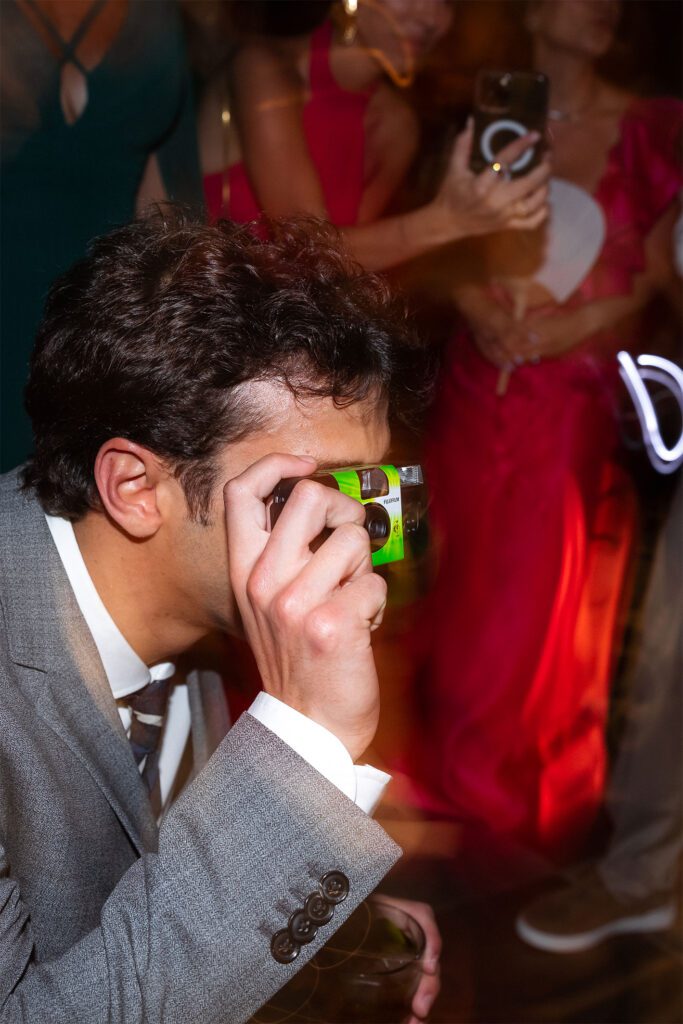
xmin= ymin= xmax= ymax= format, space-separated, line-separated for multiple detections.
xmin=0 ymin=213 xmax=440 ymax=1022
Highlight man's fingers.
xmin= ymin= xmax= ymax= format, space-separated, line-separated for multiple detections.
xmin=224 ymin=454 xmax=318 ymax=547
xmin=317 ymin=571 xmax=388 ymax=641
xmin=372 ymin=897 xmax=442 ymax=965
xmin=413 ymin=903 xmax=442 ymax=964
xmin=272 ymin=522 xmax=373 ymax=620
xmin=409 ymin=901 xmax=442 ymax=1019
xmin=266 ymin=477 xmax=366 ymax=563
xmin=365 ymin=897 xmax=442 ymax=1021
xmin=411 ymin=967 xmax=442 ymax=1020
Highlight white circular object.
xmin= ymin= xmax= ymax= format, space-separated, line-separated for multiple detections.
xmin=481 ymin=118 xmax=533 ymax=174
xmin=534 ymin=178 xmax=606 ymax=302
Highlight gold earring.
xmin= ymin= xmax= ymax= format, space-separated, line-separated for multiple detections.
xmin=340 ymin=0 xmax=358 ymax=45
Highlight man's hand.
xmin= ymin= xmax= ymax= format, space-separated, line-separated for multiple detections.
xmin=224 ymin=454 xmax=387 ymax=761
xmin=371 ymin=895 xmax=442 ymax=1022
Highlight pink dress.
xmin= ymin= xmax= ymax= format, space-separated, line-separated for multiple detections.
xmin=204 ymin=20 xmax=373 ymax=226
xmin=405 ymin=98 xmax=682 ymax=852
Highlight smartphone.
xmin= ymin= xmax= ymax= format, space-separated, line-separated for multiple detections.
xmin=469 ymin=69 xmax=548 ymax=178
xmin=269 ymin=464 xmax=428 ymax=567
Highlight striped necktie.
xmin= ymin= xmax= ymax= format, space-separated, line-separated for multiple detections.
xmin=128 ymin=668 xmax=174 ymax=814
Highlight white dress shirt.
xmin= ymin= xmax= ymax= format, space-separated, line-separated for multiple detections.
xmin=45 ymin=516 xmax=390 ymax=815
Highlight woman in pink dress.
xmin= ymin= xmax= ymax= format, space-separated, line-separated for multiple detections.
xmin=405 ymin=0 xmax=682 ymax=853
xmin=198 ymin=0 xmax=550 ymax=264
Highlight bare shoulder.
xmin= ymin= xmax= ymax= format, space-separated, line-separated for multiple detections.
xmin=231 ymin=38 xmax=307 ymax=104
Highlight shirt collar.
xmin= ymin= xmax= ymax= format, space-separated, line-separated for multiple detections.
xmin=44 ymin=515 xmax=175 ymax=699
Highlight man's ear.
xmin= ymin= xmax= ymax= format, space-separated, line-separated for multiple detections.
xmin=94 ymin=439 xmax=170 ymax=539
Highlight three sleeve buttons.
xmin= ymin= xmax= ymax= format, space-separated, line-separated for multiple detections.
xmin=270 ymin=870 xmax=350 ymax=964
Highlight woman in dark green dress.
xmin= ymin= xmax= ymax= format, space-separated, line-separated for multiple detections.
xmin=1 ymin=0 xmax=203 ymax=470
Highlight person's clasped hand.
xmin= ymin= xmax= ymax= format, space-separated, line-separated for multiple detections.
xmin=224 ymin=453 xmax=386 ymax=762
xmin=436 ymin=118 xmax=551 ymax=237
xmin=467 ymin=300 xmax=528 ymax=368
xmin=513 ymin=306 xmax=590 ymax=361
xmin=453 ymin=284 xmax=531 ymax=369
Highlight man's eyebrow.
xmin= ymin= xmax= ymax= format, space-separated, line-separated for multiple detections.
xmin=317 ymin=457 xmax=389 ymax=471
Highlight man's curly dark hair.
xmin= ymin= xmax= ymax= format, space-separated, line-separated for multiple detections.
xmin=22 ymin=208 xmax=432 ymax=523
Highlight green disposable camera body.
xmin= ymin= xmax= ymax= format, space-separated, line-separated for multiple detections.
xmin=270 ymin=464 xmax=426 ymax=566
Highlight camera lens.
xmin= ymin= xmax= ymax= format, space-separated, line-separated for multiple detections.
xmin=364 ymin=504 xmax=390 ymax=550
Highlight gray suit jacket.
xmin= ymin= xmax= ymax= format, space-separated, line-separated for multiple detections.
xmin=0 ymin=472 xmax=400 ymax=1022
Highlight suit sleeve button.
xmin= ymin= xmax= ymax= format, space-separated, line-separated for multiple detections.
xmin=320 ymin=870 xmax=350 ymax=905
xmin=289 ymin=910 xmax=318 ymax=944
xmin=305 ymin=893 xmax=334 ymax=925
xmin=271 ymin=929 xmax=301 ymax=964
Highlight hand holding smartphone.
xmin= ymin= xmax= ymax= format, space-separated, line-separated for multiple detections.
xmin=431 ymin=70 xmax=551 ymax=244
xmin=469 ymin=69 xmax=549 ymax=179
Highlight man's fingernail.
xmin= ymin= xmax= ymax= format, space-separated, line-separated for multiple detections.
xmin=425 ymin=956 xmax=439 ymax=973
xmin=298 ymin=456 xmax=317 ymax=463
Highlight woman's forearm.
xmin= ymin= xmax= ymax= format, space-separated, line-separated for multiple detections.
xmin=578 ymin=276 xmax=657 ymax=338
xmin=339 ymin=201 xmax=462 ymax=272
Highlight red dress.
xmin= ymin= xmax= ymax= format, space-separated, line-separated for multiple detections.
xmin=405 ymin=99 xmax=682 ymax=852
xmin=204 ymin=20 xmax=373 ymax=226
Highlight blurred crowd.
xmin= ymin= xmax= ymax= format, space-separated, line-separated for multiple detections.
xmin=1 ymin=0 xmax=681 ymax=962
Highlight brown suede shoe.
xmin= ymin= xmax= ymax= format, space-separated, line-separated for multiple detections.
xmin=516 ymin=866 xmax=677 ymax=953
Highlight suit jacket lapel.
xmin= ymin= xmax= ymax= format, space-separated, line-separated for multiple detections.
xmin=1 ymin=478 xmax=157 ymax=854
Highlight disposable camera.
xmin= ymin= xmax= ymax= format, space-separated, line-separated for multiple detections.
xmin=269 ymin=464 xmax=427 ymax=567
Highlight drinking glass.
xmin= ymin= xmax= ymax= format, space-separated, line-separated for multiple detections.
xmin=251 ymin=898 xmax=426 ymax=1023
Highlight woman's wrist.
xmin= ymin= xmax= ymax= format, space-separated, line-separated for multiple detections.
xmin=420 ymin=198 xmax=467 ymax=247
xmin=572 ymin=303 xmax=598 ymax=338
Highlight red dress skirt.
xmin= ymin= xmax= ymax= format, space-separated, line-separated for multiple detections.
xmin=403 ymin=98 xmax=683 ymax=851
